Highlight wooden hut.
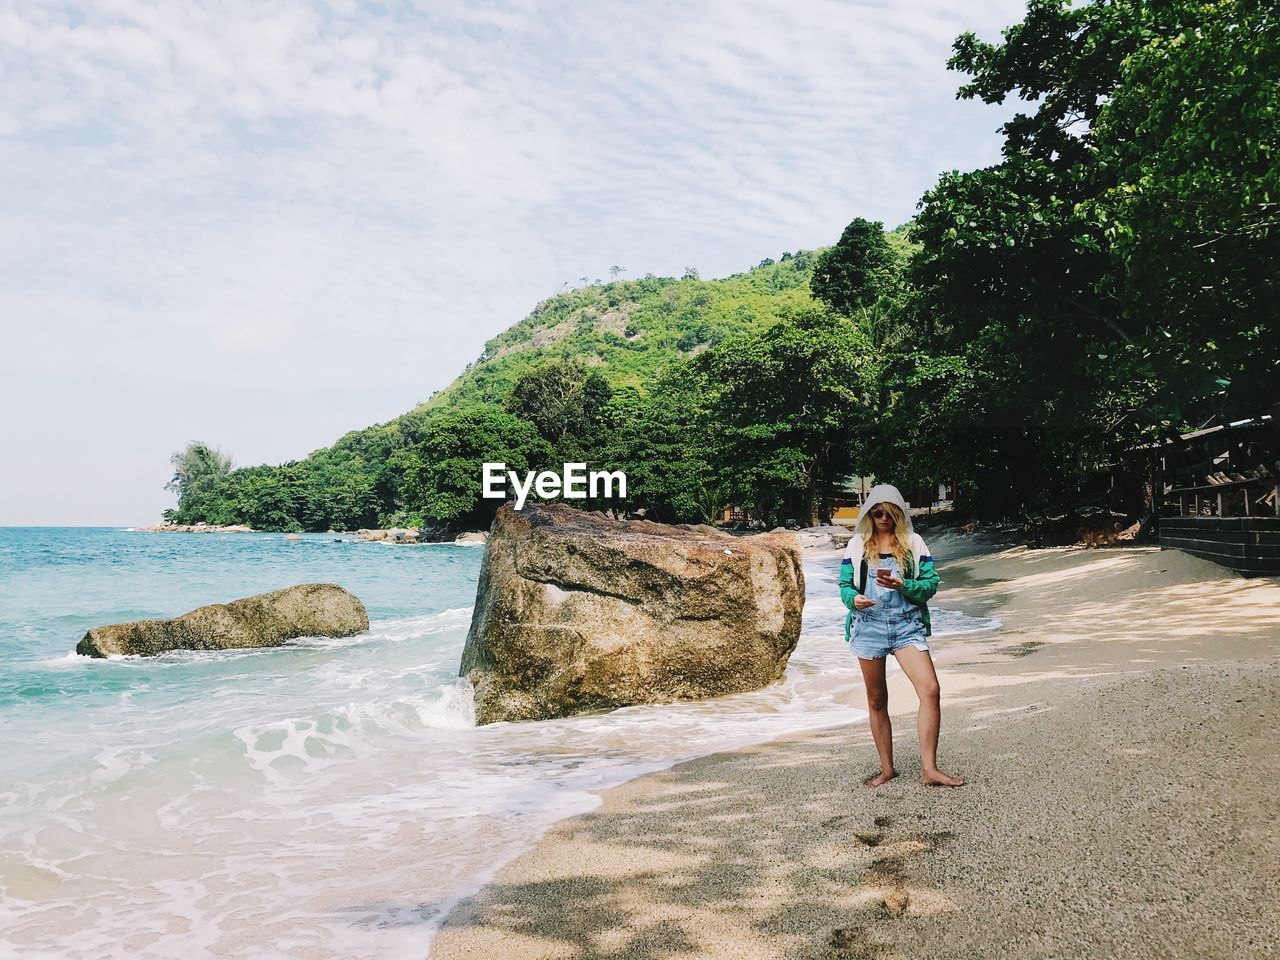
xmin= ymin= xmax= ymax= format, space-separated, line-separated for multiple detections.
xmin=1151 ymin=413 xmax=1280 ymax=577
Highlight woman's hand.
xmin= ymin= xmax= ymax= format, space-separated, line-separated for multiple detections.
xmin=876 ymin=572 xmax=904 ymax=590
xmin=853 ymin=595 xmax=877 ymax=610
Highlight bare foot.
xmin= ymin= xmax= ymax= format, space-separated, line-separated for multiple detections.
xmin=920 ymin=768 xmax=965 ymax=788
xmin=865 ymin=769 xmax=897 ymax=788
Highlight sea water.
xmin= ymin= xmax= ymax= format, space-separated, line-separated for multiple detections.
xmin=0 ymin=527 xmax=998 ymax=959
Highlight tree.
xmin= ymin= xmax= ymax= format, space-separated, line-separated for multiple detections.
xmin=609 ymin=265 xmax=626 ymax=280
xmin=696 ymin=308 xmax=874 ymax=526
xmin=811 ymin=218 xmax=901 ymax=315
xmin=865 ymin=351 xmax=987 ymax=506
xmin=165 ymin=442 xmax=234 ymax=522
xmin=397 ymin=407 xmax=553 ymax=527
xmin=505 ymin=357 xmax=613 ymax=453
xmin=682 ymin=267 xmax=700 ymax=280
xmin=234 ymin=468 xmax=302 ymax=532
xmin=900 ymin=0 xmax=1279 ymax=515
xmin=594 ymin=377 xmax=719 ymax=523
xmin=1084 ymin=0 xmax=1280 ymax=423
xmin=166 ymin=441 xmax=232 ymax=497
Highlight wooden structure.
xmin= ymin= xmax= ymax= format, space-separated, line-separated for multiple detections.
xmin=718 ymin=476 xmax=954 ymax=529
xmin=1153 ymin=414 xmax=1280 ymax=577
xmin=829 ymin=475 xmax=873 ymax=526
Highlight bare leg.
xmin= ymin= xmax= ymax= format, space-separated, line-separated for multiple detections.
xmin=856 ymin=656 xmax=897 ymax=787
xmin=892 ymin=645 xmax=965 ymax=787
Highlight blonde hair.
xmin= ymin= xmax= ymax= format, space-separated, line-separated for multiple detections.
xmin=859 ymin=501 xmax=913 ymax=575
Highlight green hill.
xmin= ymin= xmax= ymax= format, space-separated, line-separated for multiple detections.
xmin=165 ymin=250 xmax=825 ymax=531
xmin=414 ymin=252 xmax=820 ymax=413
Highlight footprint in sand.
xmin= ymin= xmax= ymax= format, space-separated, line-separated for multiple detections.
xmin=829 ymin=821 xmax=957 ymax=950
xmin=881 ymin=889 xmax=909 ymax=915
xmin=829 ymin=924 xmax=882 ymax=957
xmin=994 ymin=640 xmax=1045 ymax=657
xmin=866 ymin=855 xmax=907 ymax=885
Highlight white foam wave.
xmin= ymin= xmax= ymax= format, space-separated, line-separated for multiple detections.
xmin=52 ymin=607 xmax=475 ymax=663
xmin=39 ymin=651 xmax=95 ymax=668
xmin=932 ymin=611 xmax=1003 ymax=636
xmin=88 ymin=747 xmax=157 ymax=785
xmin=233 ymin=680 xmax=477 ymax=782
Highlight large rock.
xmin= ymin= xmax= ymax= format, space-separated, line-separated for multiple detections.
xmin=77 ymin=583 xmax=369 ymax=657
xmin=460 ymin=503 xmax=805 ymax=724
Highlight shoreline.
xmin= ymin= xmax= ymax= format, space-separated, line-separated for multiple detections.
xmin=428 ymin=541 xmax=1280 ymax=959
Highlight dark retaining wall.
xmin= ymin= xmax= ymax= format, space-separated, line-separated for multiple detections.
xmin=1160 ymin=516 xmax=1280 ymax=577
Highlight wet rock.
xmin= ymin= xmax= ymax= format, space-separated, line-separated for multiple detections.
xmin=77 ymin=584 xmax=369 ymax=657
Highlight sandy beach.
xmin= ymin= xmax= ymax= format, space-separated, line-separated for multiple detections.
xmin=428 ymin=539 xmax=1280 ymax=959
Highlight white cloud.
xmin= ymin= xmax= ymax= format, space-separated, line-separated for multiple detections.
xmin=0 ymin=0 xmax=1026 ymax=523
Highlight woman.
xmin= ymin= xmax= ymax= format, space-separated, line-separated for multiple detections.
xmin=838 ymin=483 xmax=964 ymax=788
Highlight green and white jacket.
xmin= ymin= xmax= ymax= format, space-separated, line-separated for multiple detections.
xmin=839 ymin=530 xmax=940 ymax=641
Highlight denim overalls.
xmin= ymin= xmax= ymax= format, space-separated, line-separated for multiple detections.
xmin=849 ymin=553 xmax=930 ymax=660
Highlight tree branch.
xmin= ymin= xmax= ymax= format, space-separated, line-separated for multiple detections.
xmin=1067 ymin=297 xmax=1133 ymax=344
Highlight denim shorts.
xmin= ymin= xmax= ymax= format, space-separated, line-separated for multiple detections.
xmin=849 ymin=609 xmax=930 ymax=660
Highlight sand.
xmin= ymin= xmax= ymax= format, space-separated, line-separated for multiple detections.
xmin=428 ymin=541 xmax=1280 ymax=959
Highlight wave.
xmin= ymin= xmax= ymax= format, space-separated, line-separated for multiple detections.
xmin=42 ymin=606 xmax=477 ymax=665
xmin=233 ymin=679 xmax=478 ymax=782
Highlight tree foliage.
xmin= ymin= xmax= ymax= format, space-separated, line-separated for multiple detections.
xmin=505 ymin=357 xmax=612 ymax=452
xmin=694 ymin=308 xmax=874 ymax=525
xmin=905 ymin=0 xmax=1278 ymax=514
xmin=811 ymin=218 xmax=902 ymax=315
xmin=396 ymin=408 xmax=552 ymax=527
xmin=166 ymin=441 xmax=232 ymax=498
xmin=163 ymin=442 xmax=234 ymax=523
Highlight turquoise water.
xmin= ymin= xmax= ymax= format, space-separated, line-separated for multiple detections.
xmin=0 ymin=527 xmax=481 ymax=748
xmin=0 ymin=528 xmax=997 ymax=960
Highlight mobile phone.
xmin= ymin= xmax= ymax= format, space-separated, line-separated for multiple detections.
xmin=876 ymin=567 xmax=892 ymax=580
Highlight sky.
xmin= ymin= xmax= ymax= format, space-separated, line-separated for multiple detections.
xmin=0 ymin=0 xmax=1027 ymax=525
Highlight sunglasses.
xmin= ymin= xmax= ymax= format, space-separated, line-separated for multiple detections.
xmin=868 ymin=508 xmax=889 ymax=519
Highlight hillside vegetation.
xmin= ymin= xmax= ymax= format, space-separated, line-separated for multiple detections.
xmin=418 ymin=255 xmax=819 ymax=411
xmin=164 ymin=250 xmax=833 ymax=532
